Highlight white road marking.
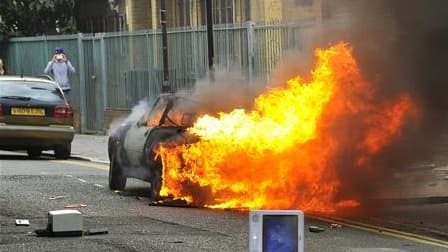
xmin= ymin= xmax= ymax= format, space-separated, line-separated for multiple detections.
xmin=54 ymin=160 xmax=109 ymax=171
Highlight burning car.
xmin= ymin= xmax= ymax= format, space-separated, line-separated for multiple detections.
xmin=107 ymin=93 xmax=199 ymax=199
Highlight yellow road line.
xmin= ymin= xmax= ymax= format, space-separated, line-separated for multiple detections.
xmin=53 ymin=160 xmax=109 ymax=171
xmin=309 ymin=215 xmax=448 ymax=248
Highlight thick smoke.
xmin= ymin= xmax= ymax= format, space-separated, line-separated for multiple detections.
xmin=188 ymin=68 xmax=266 ymax=115
xmin=288 ymin=0 xmax=448 ymax=207
xmin=107 ymin=68 xmax=262 ymax=137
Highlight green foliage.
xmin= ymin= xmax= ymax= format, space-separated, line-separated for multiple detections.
xmin=0 ymin=0 xmax=75 ymax=37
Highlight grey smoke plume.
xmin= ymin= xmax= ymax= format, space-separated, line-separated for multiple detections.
xmin=107 ymin=99 xmax=151 ymax=136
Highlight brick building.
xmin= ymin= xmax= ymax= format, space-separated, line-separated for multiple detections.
xmin=75 ymin=0 xmax=325 ymax=33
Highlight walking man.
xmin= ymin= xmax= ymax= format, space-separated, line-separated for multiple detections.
xmin=44 ymin=47 xmax=76 ymax=101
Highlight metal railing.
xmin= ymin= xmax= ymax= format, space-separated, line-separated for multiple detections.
xmin=2 ymin=21 xmax=314 ymax=133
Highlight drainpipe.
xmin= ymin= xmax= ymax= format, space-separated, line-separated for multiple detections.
xmin=161 ymin=0 xmax=170 ymax=93
xmin=206 ymin=0 xmax=215 ymax=82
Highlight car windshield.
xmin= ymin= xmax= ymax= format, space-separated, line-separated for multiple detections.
xmin=0 ymin=80 xmax=65 ymax=103
xmin=145 ymin=96 xmax=198 ymax=127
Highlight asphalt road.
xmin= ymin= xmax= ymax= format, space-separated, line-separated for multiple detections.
xmin=0 ymin=152 xmax=447 ymax=252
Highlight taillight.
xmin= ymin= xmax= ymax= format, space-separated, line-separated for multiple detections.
xmin=54 ymin=104 xmax=73 ymax=118
xmin=0 ymin=103 xmax=3 ymax=116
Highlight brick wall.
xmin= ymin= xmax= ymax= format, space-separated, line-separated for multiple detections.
xmin=127 ymin=0 xmax=151 ymax=31
xmin=72 ymin=107 xmax=131 ymax=134
xmin=103 ymin=108 xmax=132 ymax=134
xmin=283 ymin=0 xmax=322 ymax=23
xmin=73 ymin=107 xmax=81 ymax=133
xmin=249 ymin=0 xmax=322 ymax=23
xmin=118 ymin=0 xmax=323 ymax=30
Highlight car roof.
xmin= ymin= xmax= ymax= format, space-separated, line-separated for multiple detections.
xmin=0 ymin=75 xmax=58 ymax=85
xmin=0 ymin=75 xmax=55 ymax=83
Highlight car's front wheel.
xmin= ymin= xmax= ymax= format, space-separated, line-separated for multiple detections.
xmin=54 ymin=144 xmax=71 ymax=159
xmin=109 ymin=152 xmax=127 ymax=191
xmin=150 ymin=164 xmax=162 ymax=200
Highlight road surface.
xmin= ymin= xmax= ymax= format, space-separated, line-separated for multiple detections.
xmin=0 ymin=151 xmax=447 ymax=251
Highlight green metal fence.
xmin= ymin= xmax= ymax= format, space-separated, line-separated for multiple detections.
xmin=2 ymin=21 xmax=312 ymax=133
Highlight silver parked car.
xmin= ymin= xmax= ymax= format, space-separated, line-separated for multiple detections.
xmin=0 ymin=76 xmax=74 ymax=159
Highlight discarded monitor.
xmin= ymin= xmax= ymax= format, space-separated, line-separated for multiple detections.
xmin=249 ymin=210 xmax=304 ymax=252
xmin=47 ymin=209 xmax=83 ymax=236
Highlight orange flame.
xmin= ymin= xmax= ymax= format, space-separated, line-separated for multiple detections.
xmin=157 ymin=42 xmax=417 ymax=212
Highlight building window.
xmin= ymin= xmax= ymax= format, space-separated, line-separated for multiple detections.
xmin=200 ymin=0 xmax=236 ymax=25
xmin=296 ymin=0 xmax=313 ymax=6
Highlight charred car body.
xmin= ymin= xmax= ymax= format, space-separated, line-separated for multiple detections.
xmin=108 ymin=94 xmax=198 ymax=199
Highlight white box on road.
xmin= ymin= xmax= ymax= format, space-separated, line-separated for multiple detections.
xmin=48 ymin=209 xmax=83 ymax=235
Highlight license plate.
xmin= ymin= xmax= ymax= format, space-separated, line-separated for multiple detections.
xmin=11 ymin=107 xmax=45 ymax=116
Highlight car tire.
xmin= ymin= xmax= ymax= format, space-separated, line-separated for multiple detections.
xmin=54 ymin=144 xmax=71 ymax=159
xmin=150 ymin=164 xmax=162 ymax=200
xmin=109 ymin=152 xmax=126 ymax=191
xmin=27 ymin=148 xmax=42 ymax=158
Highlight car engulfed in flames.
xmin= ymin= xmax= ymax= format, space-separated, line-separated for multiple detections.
xmin=108 ymin=94 xmax=200 ymax=199
xmin=155 ymin=42 xmax=418 ymax=213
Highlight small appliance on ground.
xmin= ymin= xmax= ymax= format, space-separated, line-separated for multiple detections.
xmin=249 ymin=210 xmax=304 ymax=252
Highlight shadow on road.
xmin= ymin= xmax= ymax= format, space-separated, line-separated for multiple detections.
xmin=0 ymin=153 xmax=51 ymax=161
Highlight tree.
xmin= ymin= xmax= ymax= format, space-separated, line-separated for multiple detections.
xmin=0 ymin=0 xmax=75 ymax=37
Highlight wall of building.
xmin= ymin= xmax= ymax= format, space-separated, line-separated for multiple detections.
xmin=116 ymin=0 xmax=322 ymax=31
xmin=247 ymin=0 xmax=321 ymax=23
xmin=283 ymin=0 xmax=322 ymax=23
xmin=125 ymin=0 xmax=152 ymax=31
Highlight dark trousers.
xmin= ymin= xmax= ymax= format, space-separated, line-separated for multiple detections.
xmin=63 ymin=89 xmax=71 ymax=103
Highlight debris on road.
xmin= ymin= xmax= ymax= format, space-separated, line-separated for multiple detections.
xmin=309 ymin=225 xmax=325 ymax=233
xmin=85 ymin=227 xmax=108 ymax=236
xmin=36 ymin=210 xmax=83 ymax=237
xmin=78 ymin=178 xmax=87 ymax=183
xmin=149 ymin=198 xmax=192 ymax=207
xmin=330 ymin=223 xmax=342 ymax=229
xmin=34 ymin=210 xmax=109 ymax=237
xmin=15 ymin=219 xmax=30 ymax=226
xmin=48 ymin=196 xmax=65 ymax=200
xmin=64 ymin=203 xmax=87 ymax=209
xmin=94 ymin=184 xmax=105 ymax=188
xmin=35 ymin=229 xmax=52 ymax=237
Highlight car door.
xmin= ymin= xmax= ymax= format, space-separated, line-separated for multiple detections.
xmin=123 ymin=117 xmax=153 ymax=167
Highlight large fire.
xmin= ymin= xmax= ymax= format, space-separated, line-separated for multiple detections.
xmin=156 ymin=42 xmax=417 ymax=212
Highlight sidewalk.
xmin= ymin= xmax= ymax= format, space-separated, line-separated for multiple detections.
xmin=71 ymin=134 xmax=109 ymax=164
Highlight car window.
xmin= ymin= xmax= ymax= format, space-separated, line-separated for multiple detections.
xmin=164 ymin=97 xmax=198 ymax=127
xmin=0 ymin=80 xmax=65 ymax=103
xmin=145 ymin=98 xmax=168 ymax=127
xmin=165 ymin=105 xmax=196 ymax=126
xmin=145 ymin=96 xmax=198 ymax=127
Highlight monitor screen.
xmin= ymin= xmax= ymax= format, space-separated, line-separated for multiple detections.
xmin=262 ymin=215 xmax=298 ymax=252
